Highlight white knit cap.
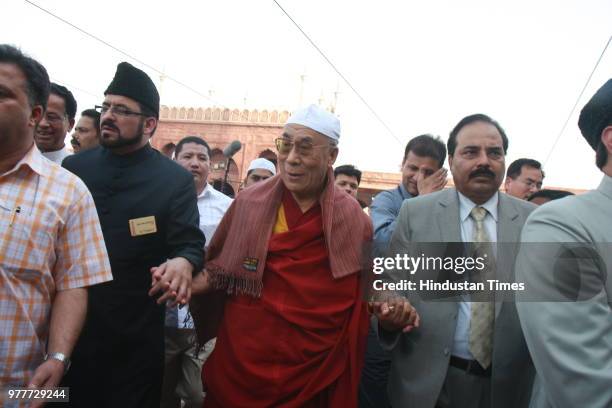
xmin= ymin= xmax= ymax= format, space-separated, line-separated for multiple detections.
xmin=247 ymin=158 xmax=276 ymax=175
xmin=286 ymin=104 xmax=340 ymax=141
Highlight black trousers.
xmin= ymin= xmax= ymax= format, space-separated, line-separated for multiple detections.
xmin=50 ymin=312 xmax=165 ymax=408
xmin=358 ymin=325 xmax=392 ymax=408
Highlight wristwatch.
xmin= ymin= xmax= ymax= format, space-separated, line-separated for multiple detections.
xmin=44 ymin=352 xmax=71 ymax=374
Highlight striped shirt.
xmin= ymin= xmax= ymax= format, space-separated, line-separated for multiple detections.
xmin=0 ymin=144 xmax=112 ymax=386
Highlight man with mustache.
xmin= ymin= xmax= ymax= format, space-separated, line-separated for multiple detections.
xmin=377 ymin=114 xmax=536 ymax=408
xmin=71 ymin=108 xmax=101 ymax=153
xmin=58 ymin=62 xmax=205 ymax=408
xmin=35 ymin=83 xmax=76 ymax=164
xmin=189 ymin=104 xmax=379 ymax=407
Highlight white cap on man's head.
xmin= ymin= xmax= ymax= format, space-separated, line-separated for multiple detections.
xmin=247 ymin=158 xmax=276 ymax=175
xmin=286 ymin=104 xmax=340 ymax=141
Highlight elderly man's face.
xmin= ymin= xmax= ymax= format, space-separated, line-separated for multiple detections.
xmin=449 ymin=121 xmax=506 ymax=204
xmin=278 ymin=124 xmax=338 ymax=202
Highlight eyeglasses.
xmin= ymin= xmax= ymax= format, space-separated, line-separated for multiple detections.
xmin=43 ymin=112 xmax=66 ymax=124
xmin=274 ymin=138 xmax=332 ymax=157
xmin=95 ymin=105 xmax=147 ymax=117
xmin=519 ymin=179 xmax=542 ymax=189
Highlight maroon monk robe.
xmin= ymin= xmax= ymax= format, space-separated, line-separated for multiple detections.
xmin=202 ymin=189 xmax=369 ymax=407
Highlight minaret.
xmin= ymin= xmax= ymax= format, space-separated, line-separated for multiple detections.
xmin=158 ymin=70 xmax=166 ymax=102
xmin=298 ymin=73 xmax=306 ymax=107
xmin=330 ymin=80 xmax=340 ymax=114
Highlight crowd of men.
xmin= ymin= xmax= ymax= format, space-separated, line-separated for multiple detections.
xmin=1 ymin=43 xmax=611 ymax=408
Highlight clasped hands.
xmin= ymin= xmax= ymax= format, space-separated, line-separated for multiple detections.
xmin=370 ymin=295 xmax=420 ymax=333
xmin=149 ymin=258 xmax=213 ymax=307
xmin=149 ymin=257 xmax=194 ymax=308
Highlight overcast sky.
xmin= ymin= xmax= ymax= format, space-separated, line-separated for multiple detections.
xmin=3 ymin=0 xmax=612 ymax=189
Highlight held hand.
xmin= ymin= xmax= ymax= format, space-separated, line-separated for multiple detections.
xmin=417 ymin=168 xmax=448 ymax=195
xmin=28 ymin=359 xmax=64 ymax=408
xmin=371 ymin=296 xmax=420 ymax=333
xmin=149 ymin=257 xmax=194 ymax=307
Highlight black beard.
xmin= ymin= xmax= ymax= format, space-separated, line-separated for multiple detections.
xmin=100 ymin=118 xmax=145 ymax=149
xmin=100 ymin=131 xmax=144 ymax=149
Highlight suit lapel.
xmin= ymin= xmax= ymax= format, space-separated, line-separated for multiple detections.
xmin=495 ymin=193 xmax=521 ymax=317
xmin=497 ymin=193 xmax=520 ymax=243
xmin=437 ymin=189 xmax=462 ymax=242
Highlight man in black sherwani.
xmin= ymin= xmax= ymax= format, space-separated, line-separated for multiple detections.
xmin=59 ymin=62 xmax=205 ymax=408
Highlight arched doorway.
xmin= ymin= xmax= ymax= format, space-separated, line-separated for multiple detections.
xmin=258 ymin=149 xmax=278 ymax=170
xmin=209 ymin=148 xmax=240 ymax=196
xmin=161 ymin=142 xmax=176 ymax=159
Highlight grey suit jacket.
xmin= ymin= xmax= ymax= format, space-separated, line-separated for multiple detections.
xmin=378 ymin=188 xmax=536 ymax=408
xmin=516 ymin=175 xmax=612 ymax=408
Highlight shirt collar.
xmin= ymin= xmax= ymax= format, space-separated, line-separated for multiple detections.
xmin=398 ymin=183 xmax=412 ymax=200
xmin=598 ymin=174 xmax=612 ymax=200
xmin=198 ymin=183 xmax=213 ymax=200
xmin=457 ymin=190 xmax=499 ymax=222
xmin=1 ymin=144 xmax=46 ymax=178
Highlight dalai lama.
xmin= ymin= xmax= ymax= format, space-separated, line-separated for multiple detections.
xmin=189 ymin=104 xmax=372 ymax=407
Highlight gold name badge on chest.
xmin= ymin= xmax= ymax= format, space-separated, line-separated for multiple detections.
xmin=129 ymin=216 xmax=157 ymax=237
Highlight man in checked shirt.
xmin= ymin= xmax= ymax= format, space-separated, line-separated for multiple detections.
xmin=0 ymin=44 xmax=112 ymax=401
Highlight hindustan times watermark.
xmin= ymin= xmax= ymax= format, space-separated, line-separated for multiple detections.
xmin=361 ymin=242 xmax=611 ymax=302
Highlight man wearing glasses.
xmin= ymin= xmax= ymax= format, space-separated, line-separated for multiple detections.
xmin=503 ymin=158 xmax=544 ymax=200
xmin=34 ymin=83 xmax=76 ymax=164
xmin=190 ymin=105 xmax=381 ymax=407
xmin=59 ymin=62 xmax=205 ymax=408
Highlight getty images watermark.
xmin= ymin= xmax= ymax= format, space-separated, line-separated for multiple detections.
xmin=363 ymin=242 xmax=612 ymax=302
xmin=371 ymin=253 xmax=524 ymax=292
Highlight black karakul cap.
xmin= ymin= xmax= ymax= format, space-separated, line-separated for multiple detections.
xmin=104 ymin=62 xmax=159 ymax=117
xmin=578 ymin=78 xmax=612 ymax=151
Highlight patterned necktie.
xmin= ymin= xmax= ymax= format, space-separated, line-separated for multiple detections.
xmin=468 ymin=206 xmax=494 ymax=368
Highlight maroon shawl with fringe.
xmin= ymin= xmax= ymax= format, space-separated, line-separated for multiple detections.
xmin=190 ymin=167 xmax=372 ymax=343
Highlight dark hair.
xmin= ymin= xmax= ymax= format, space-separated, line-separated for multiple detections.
xmin=506 ymin=158 xmax=544 ymax=179
xmin=596 ymin=142 xmax=608 ymax=169
xmin=80 ymin=108 xmax=101 ymax=135
xmin=595 ymin=120 xmax=611 ymax=169
xmin=448 ymin=114 xmax=508 ymax=157
xmin=175 ymin=136 xmax=211 ymax=158
xmin=137 ymin=102 xmax=158 ymax=136
xmin=0 ymin=44 xmax=50 ymax=110
xmin=334 ymin=164 xmax=362 ymax=185
xmin=528 ymin=189 xmax=574 ymax=202
xmin=50 ymin=82 xmax=77 ymax=120
xmin=404 ymin=134 xmax=446 ymax=168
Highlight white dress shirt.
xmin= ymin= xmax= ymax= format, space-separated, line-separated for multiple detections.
xmin=174 ymin=184 xmax=232 ymax=329
xmin=196 ymin=183 xmax=233 ymax=248
xmin=451 ymin=191 xmax=498 ymax=359
xmin=41 ymin=146 xmax=71 ymax=164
